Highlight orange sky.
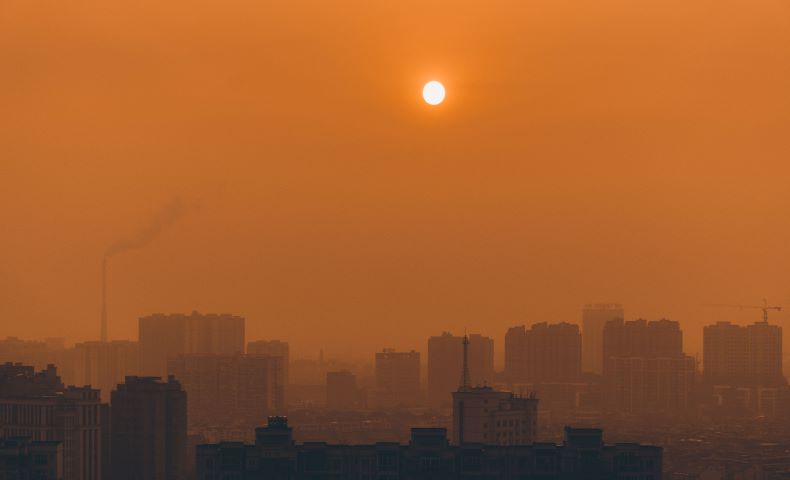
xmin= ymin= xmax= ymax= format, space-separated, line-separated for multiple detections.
xmin=2 ymin=0 xmax=790 ymax=362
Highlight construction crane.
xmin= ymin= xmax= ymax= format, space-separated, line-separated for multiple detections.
xmin=705 ymin=299 xmax=782 ymax=324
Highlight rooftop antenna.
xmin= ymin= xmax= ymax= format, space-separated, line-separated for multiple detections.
xmin=459 ymin=333 xmax=470 ymax=391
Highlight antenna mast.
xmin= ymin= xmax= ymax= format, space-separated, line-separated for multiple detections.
xmin=460 ymin=334 xmax=470 ymax=391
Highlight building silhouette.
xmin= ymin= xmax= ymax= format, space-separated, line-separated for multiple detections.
xmin=746 ymin=322 xmax=784 ymax=386
xmin=139 ymin=312 xmax=245 ymax=377
xmin=247 ymin=339 xmax=289 ymax=384
xmin=582 ymin=304 xmax=624 ymax=375
xmin=453 ymin=335 xmax=538 ymax=446
xmin=167 ymin=353 xmax=285 ymax=441
xmin=452 ymin=386 xmax=538 ymax=446
xmin=110 ymin=376 xmax=187 ymax=480
xmin=0 ymin=437 xmax=62 ymax=480
xmin=703 ymin=321 xmax=749 ymax=386
xmin=196 ymin=417 xmax=662 ymax=479
xmin=0 ymin=337 xmax=75 ymax=385
xmin=703 ymin=320 xmax=785 ymax=415
xmin=326 ymin=370 xmax=365 ymax=411
xmin=0 ymin=363 xmax=102 ymax=480
xmin=428 ymin=332 xmax=494 ymax=407
xmin=604 ymin=318 xmax=683 ymax=359
xmin=505 ymin=323 xmax=581 ymax=384
xmin=603 ymin=319 xmax=695 ymax=414
xmin=375 ymin=349 xmax=421 ymax=408
xmin=72 ymin=340 xmax=139 ymax=402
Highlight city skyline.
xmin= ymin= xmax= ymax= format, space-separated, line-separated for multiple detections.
xmin=3 ymin=0 xmax=790 ymax=359
xmin=3 ymin=0 xmax=789 ymax=478
xmin=2 ymin=309 xmax=787 ymax=478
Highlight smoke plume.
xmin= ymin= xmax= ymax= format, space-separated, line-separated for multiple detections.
xmin=105 ymin=198 xmax=188 ymax=258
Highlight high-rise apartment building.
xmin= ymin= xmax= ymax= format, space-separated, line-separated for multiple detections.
xmin=139 ymin=312 xmax=245 ymax=377
xmin=603 ymin=318 xmax=683 ymax=360
xmin=326 ymin=370 xmax=365 ymax=410
xmin=603 ymin=319 xmax=695 ymax=414
xmin=72 ymin=340 xmax=139 ymax=402
xmin=0 ymin=363 xmax=102 ymax=480
xmin=110 ymin=376 xmax=187 ymax=480
xmin=582 ymin=304 xmax=624 ymax=375
xmin=427 ymin=332 xmax=494 ymax=406
xmin=247 ymin=339 xmax=290 ymax=403
xmin=167 ymin=354 xmax=285 ymax=439
xmin=703 ymin=321 xmax=784 ymax=387
xmin=703 ymin=321 xmax=749 ymax=385
xmin=374 ymin=349 xmax=421 ymax=408
xmin=747 ymin=322 xmax=784 ymax=386
xmin=505 ymin=323 xmax=581 ymax=384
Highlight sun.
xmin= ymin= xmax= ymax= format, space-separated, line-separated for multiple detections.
xmin=422 ymin=81 xmax=446 ymax=106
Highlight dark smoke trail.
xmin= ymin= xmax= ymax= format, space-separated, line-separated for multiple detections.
xmin=101 ymin=197 xmax=189 ymax=341
xmin=105 ymin=198 xmax=188 ymax=258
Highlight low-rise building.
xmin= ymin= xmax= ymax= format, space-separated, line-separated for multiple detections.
xmin=196 ymin=417 xmax=662 ymax=480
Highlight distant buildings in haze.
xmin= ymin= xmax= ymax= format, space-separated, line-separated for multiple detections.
xmin=582 ymin=303 xmax=624 ymax=375
xmin=326 ymin=370 xmax=366 ymax=410
xmin=167 ymin=353 xmax=285 ymax=442
xmin=375 ymin=349 xmax=421 ymax=408
xmin=603 ymin=319 xmax=695 ymax=414
xmin=72 ymin=340 xmax=139 ymax=402
xmin=139 ymin=312 xmax=245 ymax=378
xmin=704 ymin=320 xmax=784 ymax=387
xmin=505 ymin=322 xmax=581 ymax=384
xmin=427 ymin=332 xmax=494 ymax=407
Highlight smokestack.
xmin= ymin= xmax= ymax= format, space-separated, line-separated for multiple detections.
xmin=100 ymin=198 xmax=191 ymax=342
xmin=101 ymin=257 xmax=108 ymax=342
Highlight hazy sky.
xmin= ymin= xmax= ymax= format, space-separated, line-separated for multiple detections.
xmin=2 ymin=0 xmax=789 ymax=362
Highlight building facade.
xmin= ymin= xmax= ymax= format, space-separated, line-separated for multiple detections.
xmin=72 ymin=340 xmax=139 ymax=402
xmin=703 ymin=321 xmax=749 ymax=386
xmin=428 ymin=333 xmax=494 ymax=407
xmin=504 ymin=323 xmax=581 ymax=384
xmin=326 ymin=370 xmax=365 ymax=411
xmin=167 ymin=354 xmax=285 ymax=441
xmin=0 ymin=363 xmax=102 ymax=480
xmin=247 ymin=340 xmax=290 ymax=394
xmin=139 ymin=312 xmax=245 ymax=377
xmin=196 ymin=417 xmax=662 ymax=480
xmin=603 ymin=319 xmax=695 ymax=414
xmin=452 ymin=387 xmax=538 ymax=446
xmin=375 ymin=349 xmax=421 ymax=408
xmin=746 ymin=322 xmax=784 ymax=386
xmin=0 ymin=437 xmax=62 ymax=480
xmin=582 ymin=304 xmax=624 ymax=375
xmin=110 ymin=376 xmax=187 ymax=480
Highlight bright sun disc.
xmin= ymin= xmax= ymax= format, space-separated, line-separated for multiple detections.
xmin=422 ymin=81 xmax=446 ymax=105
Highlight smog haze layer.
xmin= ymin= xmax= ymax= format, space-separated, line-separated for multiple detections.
xmin=2 ymin=0 xmax=790 ymax=360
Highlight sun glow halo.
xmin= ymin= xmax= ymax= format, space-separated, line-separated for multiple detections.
xmin=422 ymin=81 xmax=446 ymax=106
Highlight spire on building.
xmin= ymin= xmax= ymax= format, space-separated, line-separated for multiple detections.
xmin=459 ymin=334 xmax=470 ymax=391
